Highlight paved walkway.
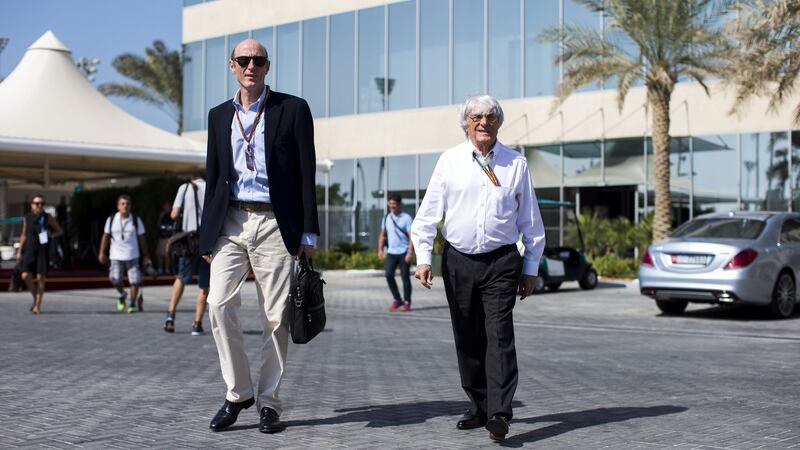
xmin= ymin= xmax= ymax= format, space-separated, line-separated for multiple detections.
xmin=0 ymin=274 xmax=799 ymax=448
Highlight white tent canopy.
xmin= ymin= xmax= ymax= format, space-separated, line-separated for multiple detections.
xmin=0 ymin=31 xmax=210 ymax=184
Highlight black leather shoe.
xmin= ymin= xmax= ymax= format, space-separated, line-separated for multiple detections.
xmin=209 ymin=397 xmax=254 ymax=431
xmin=486 ymin=414 xmax=510 ymax=441
xmin=456 ymin=411 xmax=488 ymax=430
xmin=259 ymin=407 xmax=285 ymax=433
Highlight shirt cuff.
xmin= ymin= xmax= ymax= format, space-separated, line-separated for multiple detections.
xmin=300 ymin=233 xmax=318 ymax=247
xmin=523 ymin=258 xmax=539 ymax=276
xmin=416 ymin=251 xmax=433 ymax=267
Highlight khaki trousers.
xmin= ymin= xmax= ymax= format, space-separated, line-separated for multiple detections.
xmin=207 ymin=208 xmax=294 ymax=414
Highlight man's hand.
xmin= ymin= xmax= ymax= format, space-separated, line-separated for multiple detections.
xmin=518 ymin=275 xmax=537 ymax=300
xmin=202 ymin=254 xmax=213 ymax=264
xmin=377 ymin=248 xmax=384 ymax=260
xmin=98 ymin=254 xmax=108 ymax=265
xmin=415 ymin=264 xmax=434 ymax=289
xmin=296 ymin=245 xmax=314 ymax=260
xmin=404 ymin=252 xmax=413 ymax=264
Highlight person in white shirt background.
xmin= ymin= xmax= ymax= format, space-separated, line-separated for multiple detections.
xmin=411 ymin=94 xmax=545 ymax=442
xmin=98 ymin=195 xmax=151 ymax=313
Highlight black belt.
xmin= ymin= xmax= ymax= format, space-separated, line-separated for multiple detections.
xmin=230 ymin=200 xmax=273 ymax=212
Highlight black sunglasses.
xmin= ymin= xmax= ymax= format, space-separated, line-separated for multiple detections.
xmin=233 ymin=56 xmax=268 ymax=68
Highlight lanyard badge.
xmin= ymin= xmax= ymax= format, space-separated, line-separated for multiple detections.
xmin=234 ymin=87 xmax=270 ymax=171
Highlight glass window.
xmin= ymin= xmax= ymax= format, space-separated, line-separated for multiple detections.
xmin=276 ymin=23 xmax=300 ymax=95
xmin=526 ymin=144 xmax=561 ymax=189
xmin=524 ymin=0 xmax=558 ymax=97
xmin=388 ymin=155 xmax=418 ymax=215
xmin=488 ymin=0 xmax=520 ymax=99
xmin=420 ymin=0 xmax=449 ymax=107
xmin=303 ymin=17 xmax=327 ymax=117
xmin=563 ymin=141 xmax=601 ymax=186
xmin=358 ymin=6 xmax=386 ymax=113
xmin=205 ymin=37 xmax=226 ymax=113
xmin=330 ymin=12 xmax=356 ymax=116
xmin=388 ymin=1 xmax=416 ymax=111
xmin=692 ymin=135 xmax=737 ymax=215
xmin=251 ymin=27 xmax=274 ymax=88
xmin=182 ymin=41 xmax=203 ymax=131
xmin=453 ymin=0 xmax=484 ymax=102
xmin=227 ymin=32 xmax=248 ymax=99
xmin=328 ymin=158 xmax=356 ymax=245
xmin=668 ymin=137 xmax=691 ymax=223
xmin=780 ymin=218 xmax=800 ymax=243
xmin=355 ymin=157 xmax=386 ymax=249
xmin=603 ymin=138 xmax=644 ymax=186
xmin=741 ymin=132 xmax=790 ymax=211
xmin=672 ymin=218 xmax=766 ymax=240
xmin=564 ymin=0 xmax=600 ymax=92
xmin=419 ymin=152 xmax=442 ymax=200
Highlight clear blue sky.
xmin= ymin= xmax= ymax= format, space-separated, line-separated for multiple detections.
xmin=0 ymin=0 xmax=183 ymax=133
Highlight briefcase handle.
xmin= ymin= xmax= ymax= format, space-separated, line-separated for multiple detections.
xmin=298 ymin=253 xmax=315 ymax=273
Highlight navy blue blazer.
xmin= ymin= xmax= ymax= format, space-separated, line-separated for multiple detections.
xmin=199 ymin=90 xmax=320 ymax=256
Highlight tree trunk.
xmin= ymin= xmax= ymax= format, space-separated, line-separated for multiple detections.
xmin=649 ymin=85 xmax=673 ymax=243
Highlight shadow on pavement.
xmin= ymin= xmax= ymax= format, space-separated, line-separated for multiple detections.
xmin=500 ymin=405 xmax=687 ymax=447
xmin=285 ymin=400 xmax=523 ymax=428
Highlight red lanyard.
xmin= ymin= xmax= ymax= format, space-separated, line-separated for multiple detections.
xmin=234 ymin=87 xmax=270 ymax=171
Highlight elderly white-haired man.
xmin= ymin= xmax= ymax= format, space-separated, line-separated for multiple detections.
xmin=410 ymin=94 xmax=545 ymax=442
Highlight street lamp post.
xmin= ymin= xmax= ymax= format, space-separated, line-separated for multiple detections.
xmin=75 ymin=56 xmax=100 ymax=82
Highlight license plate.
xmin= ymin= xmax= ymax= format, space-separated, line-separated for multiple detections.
xmin=671 ymin=254 xmax=707 ymax=265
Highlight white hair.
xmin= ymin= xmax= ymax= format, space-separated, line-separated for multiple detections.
xmin=458 ymin=94 xmax=505 ymax=135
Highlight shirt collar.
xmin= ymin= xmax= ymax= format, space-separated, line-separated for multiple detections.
xmin=468 ymin=139 xmax=500 ymax=161
xmin=232 ymin=85 xmax=268 ymax=112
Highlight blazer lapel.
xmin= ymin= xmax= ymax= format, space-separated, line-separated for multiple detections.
xmin=220 ymin=101 xmax=235 ymax=177
xmin=264 ymin=92 xmax=283 ymax=167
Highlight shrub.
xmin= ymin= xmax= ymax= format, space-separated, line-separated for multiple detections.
xmin=590 ymin=253 xmax=638 ymax=279
xmin=313 ymin=243 xmax=383 ymax=270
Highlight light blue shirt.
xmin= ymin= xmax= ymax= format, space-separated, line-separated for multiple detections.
xmin=230 ymin=86 xmax=317 ymax=247
xmin=382 ymin=211 xmax=413 ymax=255
xmin=230 ymin=86 xmax=270 ymax=203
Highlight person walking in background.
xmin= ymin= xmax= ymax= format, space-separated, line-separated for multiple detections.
xmin=156 ymin=201 xmax=175 ymax=275
xmin=98 ymin=195 xmax=151 ymax=313
xmin=411 ymin=95 xmax=545 ymax=442
xmin=164 ymin=173 xmax=209 ymax=336
xmin=16 ymin=194 xmax=63 ymax=314
xmin=199 ymin=38 xmax=319 ymax=434
xmin=377 ymin=194 xmax=414 ymax=311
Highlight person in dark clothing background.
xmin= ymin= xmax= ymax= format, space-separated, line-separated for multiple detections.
xmin=16 ymin=194 xmax=63 ymax=314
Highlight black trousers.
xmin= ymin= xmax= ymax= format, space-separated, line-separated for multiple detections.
xmin=441 ymin=242 xmax=522 ymax=418
xmin=384 ymin=253 xmax=411 ymax=303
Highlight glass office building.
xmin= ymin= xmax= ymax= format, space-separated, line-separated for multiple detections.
xmin=183 ymin=0 xmax=799 ymax=250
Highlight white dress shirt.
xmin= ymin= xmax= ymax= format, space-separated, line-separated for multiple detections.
xmin=230 ymin=87 xmax=317 ymax=247
xmin=411 ymin=140 xmax=546 ymax=275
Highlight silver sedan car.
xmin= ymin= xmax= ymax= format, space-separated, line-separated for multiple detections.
xmin=638 ymin=211 xmax=800 ymax=318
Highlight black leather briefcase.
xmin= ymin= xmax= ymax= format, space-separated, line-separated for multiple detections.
xmin=289 ymin=255 xmax=326 ymax=344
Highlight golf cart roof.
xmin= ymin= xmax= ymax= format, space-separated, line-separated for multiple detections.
xmin=538 ymin=199 xmax=576 ymax=208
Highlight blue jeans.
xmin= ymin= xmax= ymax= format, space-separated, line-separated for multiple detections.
xmin=385 ymin=253 xmax=411 ymax=303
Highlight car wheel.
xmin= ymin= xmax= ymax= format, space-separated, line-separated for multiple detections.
xmin=533 ymin=276 xmax=546 ymax=293
xmin=768 ymin=272 xmax=796 ymax=319
xmin=655 ymin=299 xmax=688 ymax=315
xmin=547 ymin=282 xmax=562 ymax=291
xmin=578 ymin=268 xmax=598 ymax=290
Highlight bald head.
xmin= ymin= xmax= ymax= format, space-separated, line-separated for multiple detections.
xmin=230 ymin=38 xmax=268 ymax=60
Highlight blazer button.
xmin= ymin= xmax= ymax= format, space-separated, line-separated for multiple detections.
xmin=225 ymin=180 xmax=229 ymax=185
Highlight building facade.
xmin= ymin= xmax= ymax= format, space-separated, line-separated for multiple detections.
xmin=182 ymin=0 xmax=800 ymax=251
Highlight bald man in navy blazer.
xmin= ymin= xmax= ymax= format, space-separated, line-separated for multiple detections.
xmin=200 ymin=38 xmax=319 ymax=434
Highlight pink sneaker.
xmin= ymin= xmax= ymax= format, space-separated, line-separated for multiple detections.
xmin=389 ymin=299 xmax=402 ymax=311
xmin=400 ymin=303 xmax=411 ymax=312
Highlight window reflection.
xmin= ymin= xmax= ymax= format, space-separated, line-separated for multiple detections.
xmin=328 ymin=159 xmax=355 ymax=246
xmin=388 ymin=155 xmax=418 ymax=215
xmin=355 ymin=158 xmax=386 ymax=249
xmin=330 ymin=13 xmax=355 ymax=116
xmin=205 ymin=37 xmax=226 ymax=112
xmin=525 ymin=0 xmax=558 ymax=97
xmin=251 ymin=27 xmax=274 ymax=88
xmin=453 ymin=0 xmax=484 ymax=102
xmin=183 ymin=41 xmax=203 ymax=131
xmin=227 ymin=32 xmax=248 ymax=99
xmin=388 ymin=1 xmax=416 ymax=111
xmin=420 ymin=0 xmax=449 ymax=107
xmin=303 ymin=17 xmax=327 ymax=117
xmin=564 ymin=0 xmax=600 ymax=92
xmin=488 ymin=0 xmax=520 ymax=99
xmin=741 ymin=132 xmax=790 ymax=211
xmin=358 ymin=7 xmax=386 ymax=113
xmin=276 ymin=23 xmax=299 ymax=95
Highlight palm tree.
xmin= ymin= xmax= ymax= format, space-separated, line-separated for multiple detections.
xmin=730 ymin=0 xmax=800 ymax=126
xmin=98 ymin=40 xmax=182 ymax=133
xmin=541 ymin=0 xmax=733 ymax=242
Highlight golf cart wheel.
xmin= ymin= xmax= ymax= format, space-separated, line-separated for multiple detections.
xmin=578 ymin=268 xmax=598 ymax=290
xmin=768 ymin=271 xmax=795 ymax=319
xmin=533 ymin=276 xmax=546 ymax=293
xmin=546 ymin=282 xmax=562 ymax=291
xmin=655 ymin=299 xmax=688 ymax=315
